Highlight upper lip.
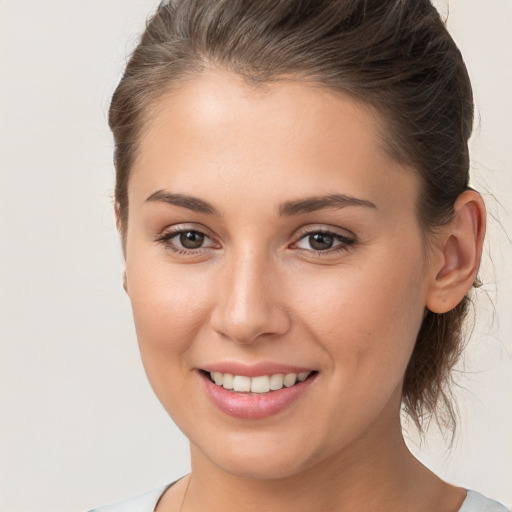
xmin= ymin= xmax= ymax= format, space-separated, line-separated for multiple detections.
xmin=200 ymin=361 xmax=316 ymax=377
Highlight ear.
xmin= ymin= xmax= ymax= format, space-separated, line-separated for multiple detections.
xmin=114 ymin=200 xmax=122 ymax=233
xmin=122 ymin=269 xmax=129 ymax=294
xmin=114 ymin=200 xmax=129 ymax=293
xmin=426 ymin=190 xmax=486 ymax=314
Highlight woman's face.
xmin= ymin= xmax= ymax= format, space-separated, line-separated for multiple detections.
xmin=124 ymin=70 xmax=433 ymax=479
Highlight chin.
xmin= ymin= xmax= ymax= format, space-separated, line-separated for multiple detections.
xmin=190 ymin=427 xmax=326 ymax=481
xmin=209 ymin=449 xmax=313 ymax=481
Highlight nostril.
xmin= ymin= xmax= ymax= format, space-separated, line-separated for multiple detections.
xmin=209 ymin=307 xmax=292 ymax=345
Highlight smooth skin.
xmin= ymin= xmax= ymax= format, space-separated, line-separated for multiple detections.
xmin=120 ymin=70 xmax=485 ymax=512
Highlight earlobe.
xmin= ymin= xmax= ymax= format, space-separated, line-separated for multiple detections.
xmin=426 ymin=190 xmax=486 ymax=314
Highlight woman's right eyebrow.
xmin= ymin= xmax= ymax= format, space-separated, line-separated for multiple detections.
xmin=144 ymin=190 xmax=219 ymax=215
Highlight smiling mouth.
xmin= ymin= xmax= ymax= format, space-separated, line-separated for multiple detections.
xmin=203 ymin=370 xmax=317 ymax=394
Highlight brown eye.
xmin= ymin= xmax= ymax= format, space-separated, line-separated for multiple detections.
xmin=308 ymin=233 xmax=334 ymax=250
xmin=156 ymin=227 xmax=218 ymax=255
xmin=179 ymin=231 xmax=205 ymax=249
xmin=294 ymin=229 xmax=355 ymax=254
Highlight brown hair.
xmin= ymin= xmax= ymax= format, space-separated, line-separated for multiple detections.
xmin=109 ymin=0 xmax=476 ymax=432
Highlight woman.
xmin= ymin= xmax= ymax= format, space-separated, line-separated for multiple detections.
xmin=91 ymin=0 xmax=508 ymax=510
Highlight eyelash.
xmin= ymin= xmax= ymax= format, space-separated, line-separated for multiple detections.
xmin=155 ymin=227 xmax=356 ymax=257
xmin=155 ymin=227 xmax=215 ymax=256
xmin=292 ymin=229 xmax=355 ymax=257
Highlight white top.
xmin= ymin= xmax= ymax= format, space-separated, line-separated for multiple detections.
xmin=88 ymin=485 xmax=508 ymax=512
xmin=460 ymin=491 xmax=509 ymax=512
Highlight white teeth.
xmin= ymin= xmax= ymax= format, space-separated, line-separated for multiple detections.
xmin=222 ymin=373 xmax=234 ymax=390
xmin=250 ymin=375 xmax=270 ymax=393
xmin=269 ymin=373 xmax=284 ymax=390
xmin=212 ymin=372 xmax=223 ymax=386
xmin=283 ymin=373 xmax=297 ymax=387
xmin=233 ymin=375 xmax=251 ymax=392
xmin=209 ymin=371 xmax=312 ymax=394
xmin=298 ymin=372 xmax=309 ymax=382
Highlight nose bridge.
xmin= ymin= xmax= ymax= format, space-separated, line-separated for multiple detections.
xmin=210 ymin=244 xmax=289 ymax=343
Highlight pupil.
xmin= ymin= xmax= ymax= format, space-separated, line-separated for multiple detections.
xmin=180 ymin=231 xmax=204 ymax=249
xmin=310 ymin=233 xmax=333 ymax=250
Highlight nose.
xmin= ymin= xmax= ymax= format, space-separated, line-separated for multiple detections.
xmin=209 ymin=249 xmax=291 ymax=344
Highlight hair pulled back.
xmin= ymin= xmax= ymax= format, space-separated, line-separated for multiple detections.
xmin=109 ymin=0 xmax=476 ymax=431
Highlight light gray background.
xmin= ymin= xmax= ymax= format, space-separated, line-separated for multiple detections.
xmin=0 ymin=1 xmax=511 ymax=511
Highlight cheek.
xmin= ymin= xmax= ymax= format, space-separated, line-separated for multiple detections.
xmin=125 ymin=256 xmax=218 ymax=426
xmin=125 ymin=247 xmax=213 ymax=372
xmin=293 ymin=253 xmax=426 ymax=389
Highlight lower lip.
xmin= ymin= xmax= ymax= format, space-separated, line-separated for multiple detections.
xmin=200 ymin=371 xmax=317 ymax=420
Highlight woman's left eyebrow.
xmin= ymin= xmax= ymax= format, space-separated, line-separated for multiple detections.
xmin=279 ymin=194 xmax=377 ymax=216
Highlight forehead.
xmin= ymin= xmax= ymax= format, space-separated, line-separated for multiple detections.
xmin=130 ymin=69 xmax=419 ymax=216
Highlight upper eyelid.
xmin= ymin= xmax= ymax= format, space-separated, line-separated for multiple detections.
xmin=289 ymin=226 xmax=357 ymax=254
xmin=291 ymin=231 xmax=355 ymax=249
xmin=292 ymin=224 xmax=356 ymax=240
xmin=158 ymin=223 xmax=213 ymax=238
xmin=156 ymin=228 xmax=219 ymax=254
xmin=155 ymin=225 xmax=217 ymax=248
